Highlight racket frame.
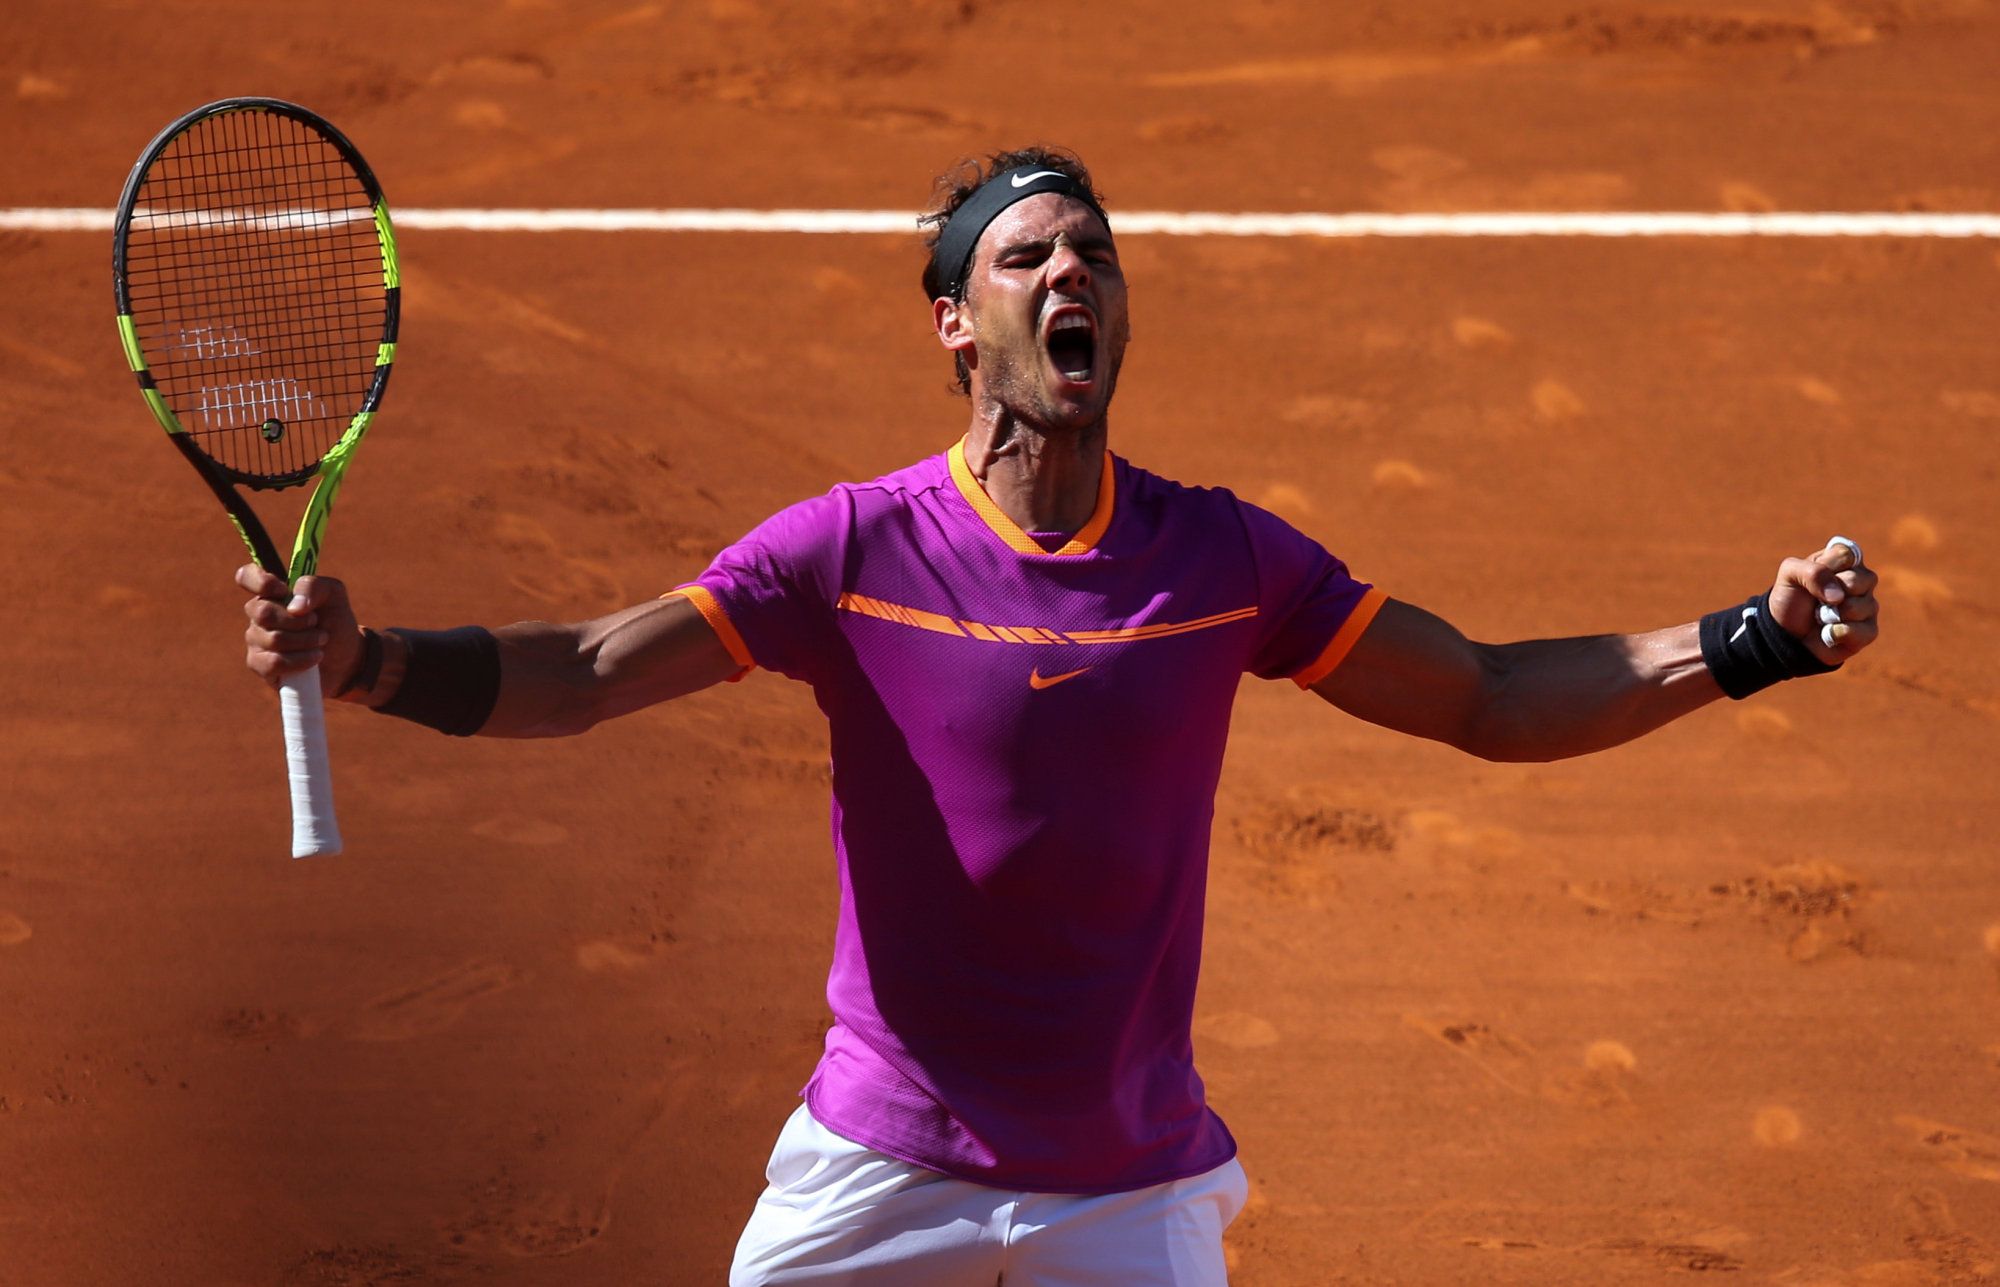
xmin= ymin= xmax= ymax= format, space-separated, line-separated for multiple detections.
xmin=111 ymin=97 xmax=401 ymax=857
xmin=112 ymin=95 xmax=400 ymax=584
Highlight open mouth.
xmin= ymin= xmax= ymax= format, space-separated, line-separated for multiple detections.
xmin=1043 ymin=307 xmax=1097 ymax=385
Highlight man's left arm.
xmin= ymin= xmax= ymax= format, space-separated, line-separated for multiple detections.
xmin=1312 ymin=540 xmax=1879 ymax=762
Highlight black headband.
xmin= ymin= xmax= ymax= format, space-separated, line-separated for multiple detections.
xmin=930 ymin=166 xmax=1111 ymax=302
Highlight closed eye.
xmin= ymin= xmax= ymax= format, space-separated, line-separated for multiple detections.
xmin=993 ymin=235 xmax=1118 ymax=271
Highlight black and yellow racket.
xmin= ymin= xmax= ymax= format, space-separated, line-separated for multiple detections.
xmin=113 ymin=98 xmax=399 ymax=857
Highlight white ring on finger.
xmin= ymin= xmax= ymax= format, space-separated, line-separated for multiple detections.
xmin=1823 ymin=535 xmax=1864 ymax=648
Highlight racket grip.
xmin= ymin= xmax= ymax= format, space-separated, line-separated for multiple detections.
xmin=279 ymin=667 xmax=343 ymax=858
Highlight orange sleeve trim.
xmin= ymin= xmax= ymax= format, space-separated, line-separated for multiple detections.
xmin=1292 ymin=586 xmax=1390 ymax=689
xmin=663 ymin=585 xmax=755 ymax=677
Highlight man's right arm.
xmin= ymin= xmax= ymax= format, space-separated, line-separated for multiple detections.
xmin=237 ymin=565 xmax=743 ymax=739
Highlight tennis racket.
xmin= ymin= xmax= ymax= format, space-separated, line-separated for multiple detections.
xmin=112 ymin=98 xmax=400 ymax=858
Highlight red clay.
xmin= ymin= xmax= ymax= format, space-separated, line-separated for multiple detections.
xmin=3 ymin=1 xmax=1998 ymax=1282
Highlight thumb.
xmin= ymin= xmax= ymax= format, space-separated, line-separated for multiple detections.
xmin=1789 ymin=557 xmax=1847 ymax=606
xmin=1774 ymin=554 xmax=1844 ymax=611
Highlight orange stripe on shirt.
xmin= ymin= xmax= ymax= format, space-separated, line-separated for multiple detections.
xmin=1063 ymin=606 xmax=1257 ymax=644
xmin=1292 ymin=586 xmax=1390 ymax=689
xmin=663 ymin=585 xmax=755 ymax=678
xmin=839 ymin=593 xmax=965 ymax=639
xmin=838 ymin=593 xmax=1260 ymax=649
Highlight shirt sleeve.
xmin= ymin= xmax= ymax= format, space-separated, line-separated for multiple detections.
xmin=667 ymin=489 xmax=851 ymax=684
xmin=1237 ymin=499 xmax=1388 ymax=687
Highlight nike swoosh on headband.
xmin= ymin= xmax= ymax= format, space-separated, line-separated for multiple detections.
xmin=932 ymin=167 xmax=1111 ymax=302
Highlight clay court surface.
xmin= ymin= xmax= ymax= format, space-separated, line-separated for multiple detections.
xmin=4 ymin=1 xmax=2000 ymax=1282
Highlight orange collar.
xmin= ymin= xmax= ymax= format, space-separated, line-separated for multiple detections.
xmin=949 ymin=436 xmax=1115 ymax=557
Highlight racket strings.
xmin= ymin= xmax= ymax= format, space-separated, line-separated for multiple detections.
xmin=123 ymin=109 xmax=387 ymax=484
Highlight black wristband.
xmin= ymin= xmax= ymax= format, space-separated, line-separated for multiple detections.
xmin=1699 ymin=591 xmax=1837 ymax=700
xmin=332 ymin=627 xmax=384 ymax=699
xmin=375 ymin=626 xmax=501 ymax=736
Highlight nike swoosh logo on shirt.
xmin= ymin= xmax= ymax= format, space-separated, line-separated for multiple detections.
xmin=1010 ymin=170 xmax=1065 ymax=187
xmin=1029 ymin=666 xmax=1092 ymax=689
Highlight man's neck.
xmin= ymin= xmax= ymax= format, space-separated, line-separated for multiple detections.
xmin=961 ymin=409 xmax=1108 ymax=536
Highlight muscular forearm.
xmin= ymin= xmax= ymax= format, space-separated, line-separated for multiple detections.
xmin=336 ymin=596 xmax=740 ymax=738
xmin=1461 ymin=624 xmax=1721 ymax=762
xmin=1317 ymin=540 xmax=1878 ymax=765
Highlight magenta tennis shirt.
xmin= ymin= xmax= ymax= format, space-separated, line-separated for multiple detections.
xmin=671 ymin=440 xmax=1385 ymax=1193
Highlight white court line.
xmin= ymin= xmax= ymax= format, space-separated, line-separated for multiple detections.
xmin=8 ymin=207 xmax=1999 ymax=236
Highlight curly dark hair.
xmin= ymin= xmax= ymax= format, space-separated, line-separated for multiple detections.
xmin=918 ymin=146 xmax=1107 ymax=396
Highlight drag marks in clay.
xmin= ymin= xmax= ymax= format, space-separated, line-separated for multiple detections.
xmin=285 ymin=1243 xmax=465 ymax=1285
xmin=1565 ymin=861 xmax=1877 ymax=962
xmin=0 ymin=332 xmax=84 ymax=379
xmin=1896 ymin=1116 xmax=2000 ymax=1183
xmin=1589 ymin=1237 xmax=1744 ymax=1273
xmin=0 ymin=911 xmax=29 ymax=946
xmin=1408 ymin=1015 xmax=1672 ymax=1103
xmin=1232 ymin=798 xmax=1395 ymax=907
xmin=1402 ymin=809 xmax=1527 ymax=872
xmin=337 ymin=959 xmax=525 ymax=1043
xmin=217 ymin=1007 xmax=316 ymax=1043
xmin=1457 ymin=1217 xmax=1750 ymax=1273
xmin=1401 ymin=1014 xmax=1539 ymax=1098
xmin=1279 ymin=391 xmax=1381 ymax=430
xmin=444 ymin=1180 xmax=612 ymax=1259
xmin=1405 ymin=1016 xmax=1647 ymax=1108
xmin=1194 ymin=1012 xmax=1281 ymax=1050
xmin=441 ymin=1067 xmax=689 ymax=1264
xmin=489 ymin=510 xmax=629 ymax=614
xmin=574 ymin=936 xmax=672 ymax=972
xmin=1889 ymin=1188 xmax=2000 ymax=1283
xmin=469 ymin=815 xmax=571 ymax=847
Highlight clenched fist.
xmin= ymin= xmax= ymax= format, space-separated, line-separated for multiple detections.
xmin=236 ymin=564 xmax=365 ymax=692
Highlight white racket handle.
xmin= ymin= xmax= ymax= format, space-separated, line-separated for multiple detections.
xmin=279 ymin=667 xmax=343 ymax=858
xmin=1818 ymin=535 xmax=1864 ymax=649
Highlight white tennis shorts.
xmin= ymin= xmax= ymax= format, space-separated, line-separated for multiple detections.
xmin=729 ymin=1104 xmax=1249 ymax=1286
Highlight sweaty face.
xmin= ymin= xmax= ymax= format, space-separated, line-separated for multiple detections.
xmin=958 ymin=194 xmax=1129 ymax=431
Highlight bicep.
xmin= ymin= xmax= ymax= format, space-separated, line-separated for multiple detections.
xmin=1307 ymin=597 xmax=1495 ymax=749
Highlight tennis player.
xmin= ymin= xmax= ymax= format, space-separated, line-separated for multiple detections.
xmin=238 ymin=148 xmax=1880 ymax=1285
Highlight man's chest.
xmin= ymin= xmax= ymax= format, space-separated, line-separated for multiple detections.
xmin=826 ymin=557 xmax=1258 ymax=761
